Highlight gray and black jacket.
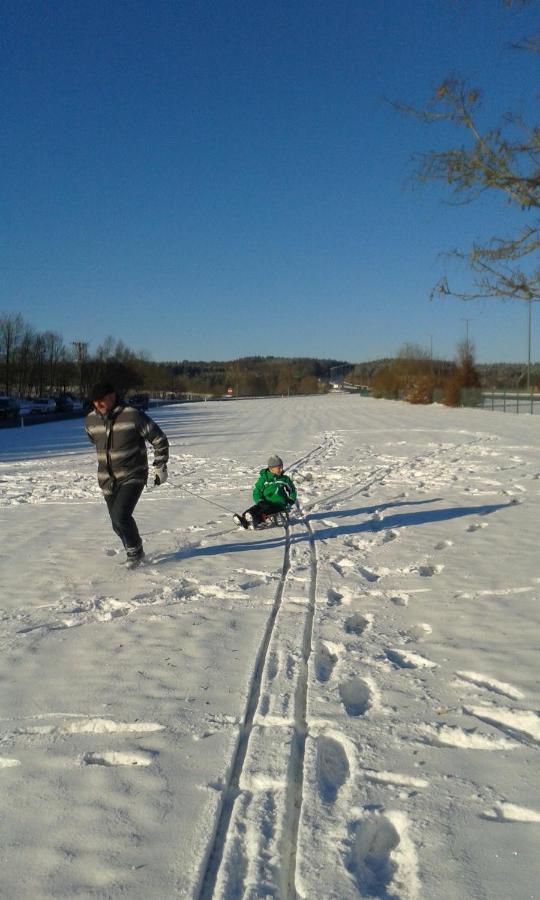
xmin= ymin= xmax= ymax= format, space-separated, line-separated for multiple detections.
xmin=85 ymin=401 xmax=169 ymax=495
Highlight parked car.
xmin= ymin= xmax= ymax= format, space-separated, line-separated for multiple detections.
xmin=128 ymin=393 xmax=150 ymax=411
xmin=20 ymin=397 xmax=57 ymax=416
xmin=55 ymin=394 xmax=83 ymax=412
xmin=0 ymin=396 xmax=20 ymax=420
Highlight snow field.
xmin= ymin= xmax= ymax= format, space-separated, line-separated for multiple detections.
xmin=0 ymin=395 xmax=539 ymax=899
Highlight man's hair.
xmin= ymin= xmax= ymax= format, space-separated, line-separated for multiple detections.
xmin=90 ymin=381 xmax=116 ymax=402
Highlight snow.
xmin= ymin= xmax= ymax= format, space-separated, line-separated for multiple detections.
xmin=0 ymin=394 xmax=539 ymax=899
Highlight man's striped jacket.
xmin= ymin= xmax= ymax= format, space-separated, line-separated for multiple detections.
xmin=85 ymin=401 xmax=169 ymax=495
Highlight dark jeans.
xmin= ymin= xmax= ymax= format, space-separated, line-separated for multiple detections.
xmin=105 ymin=482 xmax=144 ymax=550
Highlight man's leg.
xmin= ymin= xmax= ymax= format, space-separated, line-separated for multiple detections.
xmin=105 ymin=483 xmax=144 ymax=551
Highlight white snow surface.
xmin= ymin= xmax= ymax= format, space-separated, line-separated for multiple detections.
xmin=0 ymin=394 xmax=539 ymax=899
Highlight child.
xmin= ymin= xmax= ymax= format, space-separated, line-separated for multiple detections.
xmin=234 ymin=455 xmax=297 ymax=529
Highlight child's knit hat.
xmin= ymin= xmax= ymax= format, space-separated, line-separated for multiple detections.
xmin=267 ymin=454 xmax=283 ymax=468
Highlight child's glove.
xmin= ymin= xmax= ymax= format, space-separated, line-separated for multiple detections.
xmin=154 ymin=465 xmax=168 ymax=486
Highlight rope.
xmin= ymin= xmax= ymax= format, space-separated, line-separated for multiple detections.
xmin=175 ymin=483 xmax=236 ymax=515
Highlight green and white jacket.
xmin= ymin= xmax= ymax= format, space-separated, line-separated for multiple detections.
xmin=252 ymin=468 xmax=297 ymax=511
xmin=85 ymin=401 xmax=169 ymax=495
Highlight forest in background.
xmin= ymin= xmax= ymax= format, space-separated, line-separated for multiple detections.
xmin=1 ymin=313 xmax=539 ymax=404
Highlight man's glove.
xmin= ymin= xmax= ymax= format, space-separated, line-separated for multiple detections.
xmin=154 ymin=465 xmax=168 ymax=486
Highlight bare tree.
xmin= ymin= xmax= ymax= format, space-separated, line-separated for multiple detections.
xmin=95 ymin=336 xmax=115 ymax=362
xmin=42 ymin=331 xmax=65 ymax=393
xmin=15 ymin=324 xmax=36 ymax=396
xmin=0 ymin=313 xmax=24 ymax=394
xmin=395 ymin=0 xmax=539 ymax=308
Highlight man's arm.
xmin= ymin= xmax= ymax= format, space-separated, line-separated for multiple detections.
xmin=138 ymin=412 xmax=169 ymax=468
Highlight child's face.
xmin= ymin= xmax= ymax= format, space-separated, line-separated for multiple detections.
xmin=269 ymin=465 xmax=283 ymax=475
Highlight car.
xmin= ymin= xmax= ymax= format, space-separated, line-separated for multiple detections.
xmin=55 ymin=394 xmax=83 ymax=412
xmin=128 ymin=393 xmax=150 ymax=411
xmin=20 ymin=397 xmax=57 ymax=415
xmin=0 ymin=396 xmax=20 ymax=420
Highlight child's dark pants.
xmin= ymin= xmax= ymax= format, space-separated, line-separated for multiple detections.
xmin=246 ymin=500 xmax=280 ymax=527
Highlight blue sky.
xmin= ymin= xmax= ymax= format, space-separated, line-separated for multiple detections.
xmin=1 ymin=0 xmax=538 ymax=364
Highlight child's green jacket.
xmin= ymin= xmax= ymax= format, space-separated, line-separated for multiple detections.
xmin=252 ymin=468 xmax=297 ymax=511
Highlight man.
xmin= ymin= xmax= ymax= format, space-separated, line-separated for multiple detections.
xmin=85 ymin=381 xmax=169 ymax=567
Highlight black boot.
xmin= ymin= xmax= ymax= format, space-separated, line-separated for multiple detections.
xmin=233 ymin=513 xmax=249 ymax=529
xmin=126 ymin=544 xmax=145 ymax=569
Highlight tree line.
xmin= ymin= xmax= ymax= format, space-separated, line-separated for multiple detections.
xmin=0 ymin=312 xmax=346 ymax=398
xmin=350 ymin=353 xmax=540 ymax=393
xmin=2 ymin=311 xmax=538 ymax=405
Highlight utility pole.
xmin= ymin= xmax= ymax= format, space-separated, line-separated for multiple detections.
xmin=527 ymin=299 xmax=532 ymax=392
xmin=461 ymin=318 xmax=473 ymax=354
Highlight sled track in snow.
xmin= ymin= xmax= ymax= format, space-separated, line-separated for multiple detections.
xmin=198 ymin=432 xmax=494 ymax=897
xmin=198 ymin=452 xmax=323 ymax=900
xmin=198 ymin=531 xmax=293 ymax=899
xmin=305 ymin=432 xmax=498 ymax=517
xmin=198 ymin=514 xmax=318 ymax=899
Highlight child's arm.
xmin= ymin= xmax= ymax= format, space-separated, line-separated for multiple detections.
xmin=285 ymin=477 xmax=297 ymax=504
xmin=252 ymin=471 xmax=266 ymax=503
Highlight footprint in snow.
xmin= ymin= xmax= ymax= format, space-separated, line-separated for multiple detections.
xmin=481 ymin=802 xmax=540 ymax=823
xmin=361 ymin=769 xmax=428 ymax=790
xmin=13 ymin=718 xmax=164 ymax=736
xmin=339 ymin=677 xmax=372 ymax=716
xmin=389 ymin=593 xmax=409 ymax=607
xmin=331 ymin=557 xmax=356 ymax=576
xmin=344 ymin=612 xmax=371 ymax=636
xmin=385 ymin=648 xmax=437 ymax=670
xmin=466 ymin=522 xmax=488 ymax=533
xmin=346 ymin=813 xmax=400 ymax=896
xmin=82 ymin=750 xmax=155 ymax=767
xmin=314 ymin=642 xmax=339 ymax=683
xmin=316 ymin=734 xmax=350 ymax=804
xmin=401 ymin=622 xmax=432 ymax=643
xmin=358 ymin=566 xmax=380 ymax=583
xmin=464 ymin=705 xmax=540 ymax=745
xmin=419 ymin=723 xmax=520 ymax=751
xmin=434 ymin=539 xmax=453 ymax=550
xmin=455 ymin=671 xmax=524 ymax=700
xmin=327 ymin=588 xmax=343 ymax=607
xmin=415 ymin=563 xmax=443 ymax=578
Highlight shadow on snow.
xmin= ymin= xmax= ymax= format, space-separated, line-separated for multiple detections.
xmin=154 ymin=497 xmax=515 ymax=564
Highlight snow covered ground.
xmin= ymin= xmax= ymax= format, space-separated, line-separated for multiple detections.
xmin=0 ymin=394 xmax=539 ymax=900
